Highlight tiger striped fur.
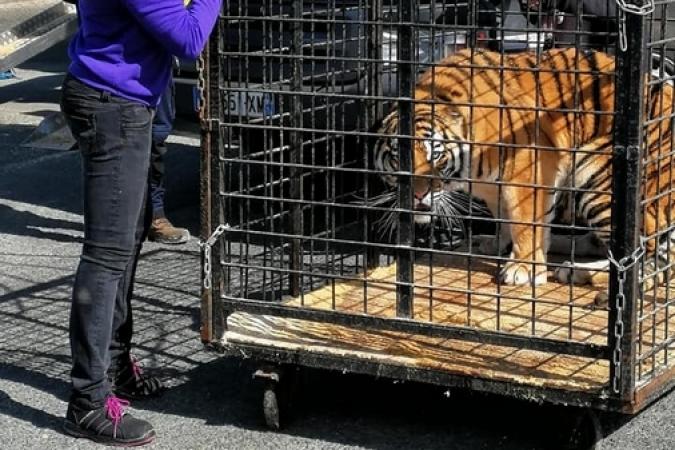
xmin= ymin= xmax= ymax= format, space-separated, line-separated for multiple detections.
xmin=373 ymin=48 xmax=675 ymax=286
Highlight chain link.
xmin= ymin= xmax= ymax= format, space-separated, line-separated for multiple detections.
xmin=615 ymin=0 xmax=655 ymax=51
xmin=615 ymin=0 xmax=655 ymax=16
xmin=607 ymin=243 xmax=645 ymax=393
xmin=608 ymin=0 xmax=651 ymax=391
xmin=200 ymin=224 xmax=229 ymax=290
xmin=197 ymin=51 xmax=207 ymax=123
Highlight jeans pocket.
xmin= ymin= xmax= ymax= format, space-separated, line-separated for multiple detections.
xmin=121 ymin=104 xmax=152 ymax=130
xmin=64 ymin=113 xmax=96 ymax=154
xmin=82 ymin=108 xmax=122 ymax=157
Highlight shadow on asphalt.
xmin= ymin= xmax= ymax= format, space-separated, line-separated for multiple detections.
xmin=136 ymin=354 xmax=633 ymax=450
xmin=0 ymin=203 xmax=82 ymax=243
xmin=0 ymin=387 xmax=64 ymax=433
xmin=0 ymin=73 xmax=64 ymax=106
xmin=0 ymin=139 xmax=199 ymax=226
xmin=0 ymin=241 xmax=636 ymax=450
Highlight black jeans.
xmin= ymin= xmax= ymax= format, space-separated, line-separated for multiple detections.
xmin=60 ymin=75 xmax=153 ymax=403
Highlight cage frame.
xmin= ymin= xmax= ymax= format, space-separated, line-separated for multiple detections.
xmin=199 ymin=0 xmax=675 ymax=416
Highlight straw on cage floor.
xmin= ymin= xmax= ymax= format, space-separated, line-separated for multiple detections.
xmin=226 ymin=255 xmax=675 ymax=392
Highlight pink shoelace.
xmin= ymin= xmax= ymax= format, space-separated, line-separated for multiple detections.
xmin=130 ymin=356 xmax=144 ymax=379
xmin=105 ymin=395 xmax=130 ymax=434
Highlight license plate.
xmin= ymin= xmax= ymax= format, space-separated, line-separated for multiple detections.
xmin=225 ymin=91 xmax=275 ymax=118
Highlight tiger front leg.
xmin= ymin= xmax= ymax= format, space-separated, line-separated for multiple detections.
xmin=498 ymin=185 xmax=551 ymax=286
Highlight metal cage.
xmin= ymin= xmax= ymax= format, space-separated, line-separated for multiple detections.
xmin=200 ymin=0 xmax=675 ymax=420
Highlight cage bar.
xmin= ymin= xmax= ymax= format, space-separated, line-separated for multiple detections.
xmin=609 ymin=9 xmax=647 ymax=400
xmin=395 ymin=0 xmax=415 ymax=318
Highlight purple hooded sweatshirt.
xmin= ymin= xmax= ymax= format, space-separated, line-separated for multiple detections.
xmin=68 ymin=0 xmax=221 ymax=106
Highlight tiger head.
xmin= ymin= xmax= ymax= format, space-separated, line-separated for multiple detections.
xmin=372 ymin=107 xmax=472 ymax=228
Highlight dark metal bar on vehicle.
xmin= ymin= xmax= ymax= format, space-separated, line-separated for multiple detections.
xmin=212 ymin=17 xmax=229 ymax=340
xmin=396 ymin=0 xmax=415 ymax=318
xmin=609 ymin=11 xmax=647 ymax=400
xmin=200 ymin=30 xmax=214 ymax=344
xmin=289 ymin=0 xmax=304 ymax=297
xmin=221 ymin=297 xmax=610 ymax=360
xmin=365 ymin=0 xmax=385 ymax=272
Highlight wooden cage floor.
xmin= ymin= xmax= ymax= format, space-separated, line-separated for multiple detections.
xmin=225 ymin=255 xmax=675 ymax=393
xmin=287 ymin=256 xmax=610 ymax=345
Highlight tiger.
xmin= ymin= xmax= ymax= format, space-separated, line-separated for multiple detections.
xmin=372 ymin=47 xmax=675 ymax=287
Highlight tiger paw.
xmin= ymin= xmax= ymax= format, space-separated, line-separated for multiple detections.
xmin=554 ymin=263 xmax=593 ymax=285
xmin=554 ymin=259 xmax=609 ymax=285
xmin=499 ymin=261 xmax=547 ymax=286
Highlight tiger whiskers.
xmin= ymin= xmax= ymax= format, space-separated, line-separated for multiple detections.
xmin=440 ymin=190 xmax=490 ymax=218
xmin=352 ymin=191 xmax=398 ymax=241
xmin=369 ymin=190 xmax=490 ymax=241
xmin=378 ymin=210 xmax=399 ymax=242
xmin=353 ymin=191 xmax=398 ymax=207
xmin=434 ymin=191 xmax=470 ymax=233
xmin=440 ymin=191 xmax=492 ymax=217
xmin=353 ymin=189 xmax=490 ymax=242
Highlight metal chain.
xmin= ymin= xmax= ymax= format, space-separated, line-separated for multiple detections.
xmin=200 ymin=224 xmax=229 ymax=290
xmin=615 ymin=0 xmax=655 ymax=51
xmin=615 ymin=0 xmax=655 ymax=15
xmin=197 ymin=51 xmax=207 ymax=122
xmin=609 ymin=0 xmax=651 ymax=392
xmin=607 ymin=243 xmax=645 ymax=393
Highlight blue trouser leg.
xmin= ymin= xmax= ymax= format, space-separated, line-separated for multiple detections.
xmin=149 ymin=79 xmax=175 ymax=219
xmin=61 ymin=75 xmax=154 ymax=403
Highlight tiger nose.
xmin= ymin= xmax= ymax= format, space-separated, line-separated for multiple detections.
xmin=414 ymin=189 xmax=428 ymax=201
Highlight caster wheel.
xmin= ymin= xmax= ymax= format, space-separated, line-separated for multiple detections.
xmin=256 ymin=365 xmax=302 ymax=430
xmin=263 ymin=384 xmax=281 ymax=430
xmin=567 ymin=409 xmax=603 ymax=450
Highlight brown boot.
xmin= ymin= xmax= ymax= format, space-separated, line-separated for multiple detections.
xmin=147 ymin=217 xmax=190 ymax=244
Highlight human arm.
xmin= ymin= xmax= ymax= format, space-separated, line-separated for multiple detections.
xmin=123 ymin=0 xmax=221 ymax=60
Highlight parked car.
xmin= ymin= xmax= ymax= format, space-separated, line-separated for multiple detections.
xmin=176 ymin=0 xmax=558 ymax=116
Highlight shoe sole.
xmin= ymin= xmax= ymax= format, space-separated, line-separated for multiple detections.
xmin=63 ymin=420 xmax=156 ymax=447
xmin=147 ymin=231 xmax=190 ymax=245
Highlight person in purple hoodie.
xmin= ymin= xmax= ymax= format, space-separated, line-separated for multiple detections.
xmin=60 ymin=0 xmax=220 ymax=445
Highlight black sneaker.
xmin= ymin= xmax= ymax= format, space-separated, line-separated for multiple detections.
xmin=112 ymin=355 xmax=165 ymax=400
xmin=63 ymin=395 xmax=155 ymax=447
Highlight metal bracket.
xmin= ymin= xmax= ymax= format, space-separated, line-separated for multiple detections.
xmin=207 ymin=118 xmax=220 ymax=132
xmin=626 ymin=145 xmax=640 ymax=161
xmin=253 ymin=368 xmax=281 ymax=383
xmin=614 ymin=145 xmax=639 ymax=161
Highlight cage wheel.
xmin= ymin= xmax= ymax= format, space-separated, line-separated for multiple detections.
xmin=566 ymin=409 xmax=603 ymax=450
xmin=262 ymin=384 xmax=281 ymax=430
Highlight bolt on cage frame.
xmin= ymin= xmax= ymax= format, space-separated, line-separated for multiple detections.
xmin=200 ymin=0 xmax=675 ymax=414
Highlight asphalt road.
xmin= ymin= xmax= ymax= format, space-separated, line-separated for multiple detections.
xmin=1 ymin=43 xmax=675 ymax=450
